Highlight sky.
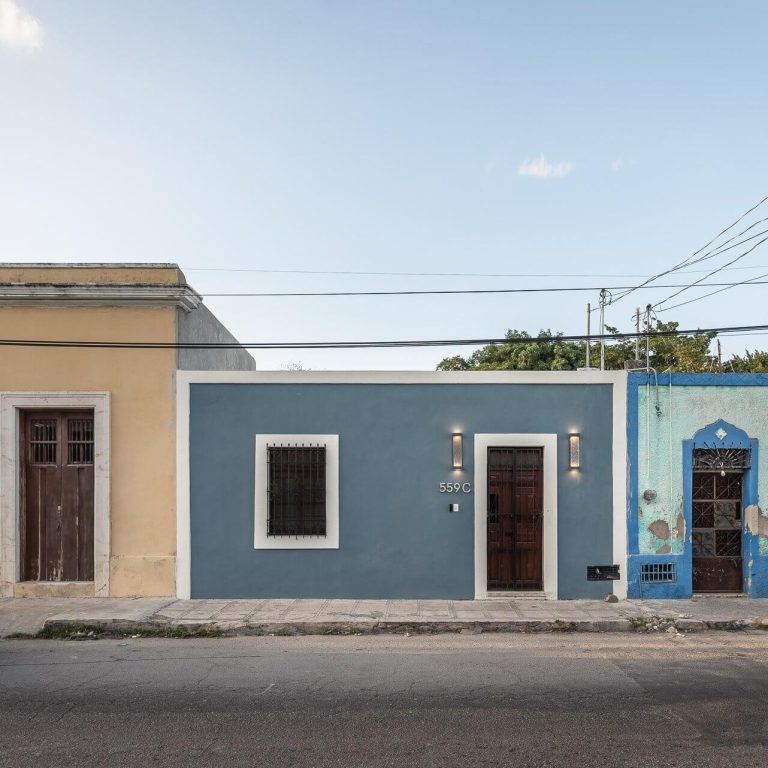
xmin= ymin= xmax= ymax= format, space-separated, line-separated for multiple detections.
xmin=1 ymin=0 xmax=767 ymax=369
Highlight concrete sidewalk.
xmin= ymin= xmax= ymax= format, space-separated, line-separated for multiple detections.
xmin=3 ymin=596 xmax=768 ymax=638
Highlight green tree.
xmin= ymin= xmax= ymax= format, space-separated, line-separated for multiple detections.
xmin=729 ymin=350 xmax=768 ymax=373
xmin=436 ymin=329 xmax=585 ymax=371
xmin=436 ymin=320 xmax=719 ymax=372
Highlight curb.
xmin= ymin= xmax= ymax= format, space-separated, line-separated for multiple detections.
xmin=12 ymin=615 xmax=765 ymax=639
xmin=35 ymin=618 xmax=634 ymax=638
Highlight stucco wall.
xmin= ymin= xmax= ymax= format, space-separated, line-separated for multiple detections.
xmin=0 ymin=306 xmax=178 ymax=597
xmin=629 ymin=374 xmax=768 ymax=597
xmin=188 ymin=382 xmax=615 ymax=599
xmin=177 ymin=305 xmax=256 ymax=371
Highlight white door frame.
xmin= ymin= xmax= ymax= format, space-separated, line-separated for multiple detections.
xmin=474 ymin=434 xmax=558 ymax=599
xmin=0 ymin=392 xmax=111 ymax=597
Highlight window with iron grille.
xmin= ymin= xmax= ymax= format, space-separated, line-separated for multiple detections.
xmin=68 ymin=418 xmax=94 ymax=465
xmin=254 ymin=434 xmax=340 ymax=549
xmin=30 ymin=419 xmax=57 ymax=464
xmin=267 ymin=445 xmax=326 ymax=536
xmin=641 ymin=562 xmax=676 ymax=583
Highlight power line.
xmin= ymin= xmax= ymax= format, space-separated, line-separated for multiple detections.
xmin=609 ymin=195 xmax=768 ymax=304
xmin=182 ymin=260 xmax=768 ymax=279
xmin=652 ymin=235 xmax=768 ymax=311
xmin=1 ymin=322 xmax=767 ymax=349
xmin=656 ymin=265 xmax=768 ymax=313
xmin=197 ymin=279 xmax=768 ymax=298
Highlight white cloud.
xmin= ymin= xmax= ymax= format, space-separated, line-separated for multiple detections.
xmin=611 ymin=157 xmax=627 ymax=172
xmin=518 ymin=154 xmax=573 ymax=179
xmin=0 ymin=0 xmax=43 ymax=52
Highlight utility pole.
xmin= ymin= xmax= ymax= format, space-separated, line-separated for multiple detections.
xmin=599 ymin=289 xmax=607 ymax=371
xmin=717 ymin=339 xmax=722 ymax=371
xmin=585 ymin=303 xmax=591 ymax=368
xmin=635 ymin=307 xmax=641 ymax=362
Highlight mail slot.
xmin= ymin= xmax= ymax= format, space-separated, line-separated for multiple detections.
xmin=587 ymin=564 xmax=620 ymax=581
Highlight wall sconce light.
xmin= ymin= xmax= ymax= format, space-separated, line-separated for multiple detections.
xmin=452 ymin=433 xmax=463 ymax=469
xmin=569 ymin=433 xmax=581 ymax=469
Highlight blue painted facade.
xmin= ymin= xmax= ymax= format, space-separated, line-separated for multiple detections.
xmin=188 ymin=381 xmax=617 ymax=599
xmin=627 ymin=373 xmax=768 ymax=598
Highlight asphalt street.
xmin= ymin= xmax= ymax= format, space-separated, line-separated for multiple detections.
xmin=1 ymin=633 xmax=767 ymax=767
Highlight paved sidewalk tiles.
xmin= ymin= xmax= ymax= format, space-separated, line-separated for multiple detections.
xmin=2 ymin=596 xmax=768 ymax=638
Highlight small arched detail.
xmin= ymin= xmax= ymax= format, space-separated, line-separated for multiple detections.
xmin=691 ymin=419 xmax=752 ymax=449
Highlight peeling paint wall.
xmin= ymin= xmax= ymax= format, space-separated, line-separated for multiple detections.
xmin=637 ymin=384 xmax=768 ymax=557
xmin=629 ymin=374 xmax=768 ymax=598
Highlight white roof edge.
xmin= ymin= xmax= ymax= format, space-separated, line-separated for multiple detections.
xmin=177 ymin=370 xmax=627 ymax=385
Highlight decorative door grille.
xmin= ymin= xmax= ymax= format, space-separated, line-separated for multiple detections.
xmin=691 ymin=459 xmax=743 ymax=593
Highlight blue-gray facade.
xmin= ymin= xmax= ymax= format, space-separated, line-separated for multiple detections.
xmin=188 ymin=381 xmax=616 ymax=599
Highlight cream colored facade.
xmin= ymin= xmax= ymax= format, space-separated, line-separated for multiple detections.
xmin=0 ymin=264 xmax=254 ymax=598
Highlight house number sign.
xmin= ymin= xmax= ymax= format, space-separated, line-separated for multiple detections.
xmin=439 ymin=482 xmax=472 ymax=493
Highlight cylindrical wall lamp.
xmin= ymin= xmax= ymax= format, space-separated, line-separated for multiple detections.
xmin=452 ymin=433 xmax=463 ymax=469
xmin=569 ymin=433 xmax=581 ymax=469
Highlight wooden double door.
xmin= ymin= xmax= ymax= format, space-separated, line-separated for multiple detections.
xmin=487 ymin=447 xmax=544 ymax=591
xmin=20 ymin=410 xmax=95 ymax=582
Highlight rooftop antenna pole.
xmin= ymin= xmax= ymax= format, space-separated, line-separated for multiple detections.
xmin=586 ymin=303 xmax=591 ymax=368
xmin=599 ymin=288 xmax=607 ymax=371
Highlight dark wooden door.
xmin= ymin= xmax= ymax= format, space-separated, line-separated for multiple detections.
xmin=692 ymin=470 xmax=743 ymax=593
xmin=21 ymin=411 xmax=95 ymax=582
xmin=487 ymin=447 xmax=543 ymax=591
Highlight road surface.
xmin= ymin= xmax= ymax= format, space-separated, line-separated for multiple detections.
xmin=1 ymin=633 xmax=767 ymax=767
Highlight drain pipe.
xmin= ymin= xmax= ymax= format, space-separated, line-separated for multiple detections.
xmin=665 ymin=367 xmax=674 ymax=525
xmin=645 ymin=367 xmax=659 ymax=488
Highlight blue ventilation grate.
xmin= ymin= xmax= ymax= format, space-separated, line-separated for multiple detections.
xmin=641 ymin=562 xmax=676 ymax=583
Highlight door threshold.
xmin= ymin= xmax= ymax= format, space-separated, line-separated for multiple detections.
xmin=693 ymin=592 xmax=747 ymax=599
xmin=14 ymin=581 xmax=95 ymax=598
xmin=486 ymin=590 xmax=547 ymax=599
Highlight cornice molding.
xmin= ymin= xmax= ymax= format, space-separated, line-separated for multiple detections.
xmin=0 ymin=284 xmax=202 ymax=312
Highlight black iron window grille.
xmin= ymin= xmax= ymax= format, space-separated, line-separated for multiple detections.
xmin=30 ymin=420 xmax=57 ymax=464
xmin=267 ymin=444 xmax=327 ymax=537
xmin=68 ymin=419 xmax=94 ymax=465
xmin=641 ymin=562 xmax=676 ymax=583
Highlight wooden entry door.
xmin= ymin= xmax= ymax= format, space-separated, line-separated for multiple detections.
xmin=692 ymin=470 xmax=743 ymax=593
xmin=20 ymin=411 xmax=95 ymax=582
xmin=487 ymin=447 xmax=543 ymax=591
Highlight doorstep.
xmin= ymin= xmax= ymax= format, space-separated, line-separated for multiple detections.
xmin=13 ymin=582 xmax=95 ymax=599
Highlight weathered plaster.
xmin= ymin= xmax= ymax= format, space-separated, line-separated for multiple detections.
xmin=745 ymin=505 xmax=768 ymax=538
xmin=637 ymin=384 xmax=768 ymax=558
xmin=629 ymin=376 xmax=768 ymax=598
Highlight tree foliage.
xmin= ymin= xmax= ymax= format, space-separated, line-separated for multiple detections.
xmin=729 ymin=350 xmax=768 ymax=373
xmin=436 ymin=321 xmax=727 ymax=372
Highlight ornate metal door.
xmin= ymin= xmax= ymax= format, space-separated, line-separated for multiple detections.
xmin=487 ymin=448 xmax=543 ymax=591
xmin=691 ymin=467 xmax=743 ymax=593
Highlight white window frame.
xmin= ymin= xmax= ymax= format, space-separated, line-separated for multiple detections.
xmin=254 ymin=434 xmax=339 ymax=549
